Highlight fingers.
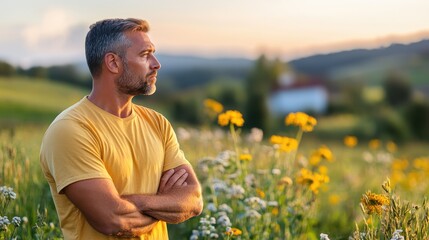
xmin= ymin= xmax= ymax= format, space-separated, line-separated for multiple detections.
xmin=174 ymin=171 xmax=189 ymax=186
xmin=158 ymin=168 xmax=189 ymax=193
xmin=158 ymin=169 xmax=175 ymax=193
xmin=164 ymin=169 xmax=187 ymax=189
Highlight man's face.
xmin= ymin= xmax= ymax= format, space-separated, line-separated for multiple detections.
xmin=116 ymin=31 xmax=161 ymax=96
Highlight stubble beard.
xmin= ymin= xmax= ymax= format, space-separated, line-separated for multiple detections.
xmin=116 ymin=62 xmax=156 ymax=96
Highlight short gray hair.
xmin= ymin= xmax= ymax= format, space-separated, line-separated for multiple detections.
xmin=85 ymin=18 xmax=149 ymax=77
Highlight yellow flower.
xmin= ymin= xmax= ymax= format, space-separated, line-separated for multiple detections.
xmin=328 ymin=194 xmax=341 ymax=206
xmin=360 ymin=191 xmax=390 ymax=215
xmin=296 ymin=168 xmax=329 ymax=194
xmin=366 ymin=217 xmax=373 ymax=225
xmin=344 ymin=136 xmax=358 ymax=148
xmin=270 ymin=135 xmax=284 ymax=145
xmin=386 ymin=141 xmax=397 ymax=153
xmin=239 ymin=154 xmax=252 ymax=162
xmin=309 ymin=146 xmax=333 ymax=165
xmin=391 ymin=159 xmax=409 ymax=171
xmin=274 ymin=223 xmax=281 ymax=232
xmin=204 ymin=98 xmax=224 ymax=114
xmin=390 ymin=170 xmax=405 ymax=185
xmin=318 ymin=165 xmax=328 ymax=175
xmin=285 ymin=112 xmax=317 ymax=132
xmin=256 ymin=188 xmax=265 ymax=198
xmin=369 ymin=139 xmax=381 ymax=150
xmin=218 ymin=113 xmax=230 ymax=126
xmin=217 ymin=110 xmax=244 ymax=127
xmin=225 ymin=227 xmax=242 ymax=236
xmin=406 ymin=171 xmax=421 ymax=190
xmin=279 ymin=139 xmax=298 ymax=152
xmin=271 ymin=207 xmax=279 ymax=216
xmin=278 ymin=176 xmax=293 ymax=186
xmin=270 ymin=135 xmax=298 ymax=153
xmin=413 ymin=157 xmax=429 ymax=173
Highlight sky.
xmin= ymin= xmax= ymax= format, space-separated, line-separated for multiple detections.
xmin=1 ymin=0 xmax=429 ymax=67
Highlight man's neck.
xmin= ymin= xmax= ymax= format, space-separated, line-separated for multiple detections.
xmin=87 ymin=90 xmax=134 ymax=118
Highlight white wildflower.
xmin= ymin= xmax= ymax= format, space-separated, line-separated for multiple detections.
xmin=0 ymin=216 xmax=10 ymax=230
xmin=218 ymin=204 xmax=233 ymax=213
xmin=11 ymin=216 xmax=21 ymax=227
xmin=212 ymin=179 xmax=228 ymax=194
xmin=0 ymin=186 xmax=16 ymax=200
xmin=272 ymin=168 xmax=281 ymax=175
xmin=228 ymin=184 xmax=245 ymax=199
xmin=177 ymin=127 xmax=191 ymax=141
xmin=206 ymin=203 xmax=217 ymax=212
xmin=245 ymin=197 xmax=266 ymax=210
xmin=320 ymin=233 xmax=330 ymax=240
xmin=245 ymin=174 xmax=255 ymax=187
xmin=245 ymin=209 xmax=262 ymax=219
xmin=362 ymin=151 xmax=373 ymax=163
xmin=377 ymin=152 xmax=392 ymax=163
xmin=390 ymin=229 xmax=404 ymax=240
xmin=210 ymin=233 xmax=219 ymax=238
xmin=247 ymin=128 xmax=263 ymax=143
xmin=209 ymin=217 xmax=216 ymax=225
xmin=217 ymin=214 xmax=232 ymax=227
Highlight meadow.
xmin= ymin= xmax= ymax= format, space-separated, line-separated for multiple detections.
xmin=1 ymin=78 xmax=428 ymax=239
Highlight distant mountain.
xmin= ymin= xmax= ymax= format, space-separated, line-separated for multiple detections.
xmin=289 ymin=39 xmax=429 ymax=77
xmin=74 ymin=54 xmax=254 ymax=89
xmin=156 ymin=54 xmax=253 ymax=72
xmin=154 ymin=54 xmax=253 ymax=89
xmin=71 ymin=39 xmax=429 ymax=90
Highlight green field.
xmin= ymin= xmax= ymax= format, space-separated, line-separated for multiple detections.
xmin=1 ymin=78 xmax=428 ymax=239
xmin=0 ymin=77 xmax=88 ymax=125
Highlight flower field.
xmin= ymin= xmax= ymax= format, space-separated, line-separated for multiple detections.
xmin=1 ymin=99 xmax=429 ymax=239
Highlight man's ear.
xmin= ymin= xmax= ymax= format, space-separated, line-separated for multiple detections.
xmin=104 ymin=53 xmax=122 ymax=74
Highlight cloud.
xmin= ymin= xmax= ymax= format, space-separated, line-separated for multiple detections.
xmin=22 ymin=8 xmax=73 ymax=48
xmin=0 ymin=8 xmax=88 ymax=67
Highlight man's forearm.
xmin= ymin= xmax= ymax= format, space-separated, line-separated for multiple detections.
xmin=110 ymin=208 xmax=159 ymax=237
xmin=123 ymin=184 xmax=203 ymax=224
xmin=63 ymin=178 xmax=160 ymax=237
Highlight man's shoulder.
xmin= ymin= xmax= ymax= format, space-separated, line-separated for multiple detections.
xmin=133 ymin=104 xmax=168 ymax=122
xmin=53 ymin=98 xmax=88 ymax=121
xmin=46 ymin=98 xmax=92 ymax=134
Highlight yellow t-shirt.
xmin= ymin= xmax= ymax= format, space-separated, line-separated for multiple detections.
xmin=40 ymin=97 xmax=190 ymax=240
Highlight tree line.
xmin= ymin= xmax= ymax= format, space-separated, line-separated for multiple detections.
xmin=0 ymin=59 xmax=91 ymax=88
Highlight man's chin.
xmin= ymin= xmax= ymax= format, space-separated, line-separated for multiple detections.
xmin=142 ymin=86 xmax=156 ymax=96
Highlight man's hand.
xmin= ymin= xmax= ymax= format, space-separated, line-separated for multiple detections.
xmin=124 ymin=164 xmax=203 ymax=224
xmin=158 ymin=168 xmax=188 ymax=194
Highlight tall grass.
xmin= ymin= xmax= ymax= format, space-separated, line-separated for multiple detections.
xmin=1 ymin=81 xmax=428 ymax=239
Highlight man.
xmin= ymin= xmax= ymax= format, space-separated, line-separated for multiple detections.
xmin=40 ymin=18 xmax=203 ymax=239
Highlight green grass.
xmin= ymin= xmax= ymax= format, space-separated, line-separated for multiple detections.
xmin=1 ymin=76 xmax=429 ymax=239
xmin=0 ymin=77 xmax=88 ymax=125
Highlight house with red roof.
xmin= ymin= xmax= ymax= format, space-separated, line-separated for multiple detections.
xmin=268 ymin=72 xmax=328 ymax=115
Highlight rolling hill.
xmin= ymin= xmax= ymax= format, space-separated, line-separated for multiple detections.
xmin=0 ymin=77 xmax=88 ymax=125
xmin=289 ymin=39 xmax=429 ymax=85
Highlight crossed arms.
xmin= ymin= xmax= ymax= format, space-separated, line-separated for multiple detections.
xmin=63 ymin=164 xmax=203 ymax=237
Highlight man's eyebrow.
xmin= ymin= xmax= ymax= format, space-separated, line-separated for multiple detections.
xmin=139 ymin=46 xmax=156 ymax=54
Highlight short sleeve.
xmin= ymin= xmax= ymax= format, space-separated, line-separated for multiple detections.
xmin=40 ymin=119 xmax=111 ymax=193
xmin=160 ymin=116 xmax=190 ymax=171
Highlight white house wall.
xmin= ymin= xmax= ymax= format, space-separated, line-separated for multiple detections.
xmin=269 ymin=87 xmax=328 ymax=115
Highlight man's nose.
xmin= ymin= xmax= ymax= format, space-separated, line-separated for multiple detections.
xmin=150 ymin=55 xmax=161 ymax=70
